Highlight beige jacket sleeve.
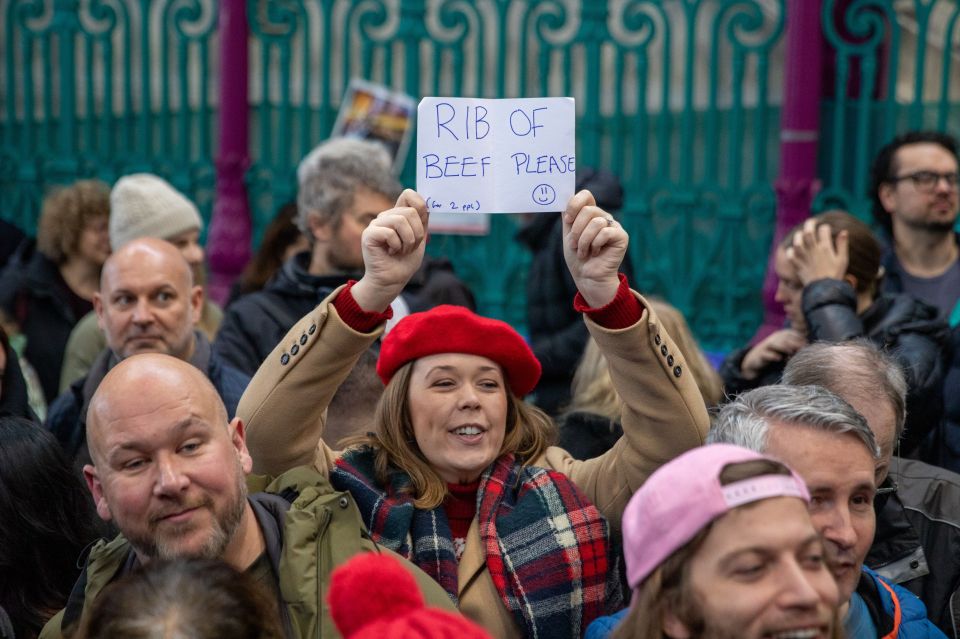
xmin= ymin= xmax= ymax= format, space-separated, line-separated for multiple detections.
xmin=238 ymin=286 xmax=383 ymax=477
xmin=542 ymin=291 xmax=710 ymax=535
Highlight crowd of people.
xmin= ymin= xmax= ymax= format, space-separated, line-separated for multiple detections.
xmin=0 ymin=129 xmax=959 ymax=639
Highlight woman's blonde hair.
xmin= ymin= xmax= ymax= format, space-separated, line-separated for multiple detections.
xmin=350 ymin=361 xmax=557 ymax=509
xmin=567 ymin=299 xmax=723 ymax=421
xmin=36 ymin=179 xmax=110 ymax=264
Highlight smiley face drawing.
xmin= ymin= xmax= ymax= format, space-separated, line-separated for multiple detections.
xmin=532 ymin=184 xmax=557 ymax=206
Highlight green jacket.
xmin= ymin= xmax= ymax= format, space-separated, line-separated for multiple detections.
xmin=40 ymin=466 xmax=456 ymax=638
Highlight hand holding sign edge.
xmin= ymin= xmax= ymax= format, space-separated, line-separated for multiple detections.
xmin=351 ymin=189 xmax=429 ymax=313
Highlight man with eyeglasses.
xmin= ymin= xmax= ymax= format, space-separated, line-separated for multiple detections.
xmin=782 ymin=341 xmax=960 ymax=638
xmin=872 ymin=132 xmax=960 ymax=476
xmin=871 ymin=131 xmax=960 ymax=321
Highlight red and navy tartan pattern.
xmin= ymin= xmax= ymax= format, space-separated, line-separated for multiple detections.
xmin=332 ymin=448 xmax=622 ymax=638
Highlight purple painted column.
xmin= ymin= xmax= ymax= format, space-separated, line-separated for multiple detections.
xmin=754 ymin=0 xmax=823 ymax=343
xmin=206 ymin=0 xmax=251 ymax=306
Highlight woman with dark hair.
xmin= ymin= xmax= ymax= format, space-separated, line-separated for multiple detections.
xmin=72 ymin=559 xmax=284 ymax=639
xmin=239 ymin=190 xmax=710 ymax=638
xmin=0 ymin=180 xmax=111 ymax=402
xmin=0 ymin=417 xmax=104 ymax=638
xmin=720 ymin=210 xmax=948 ymax=455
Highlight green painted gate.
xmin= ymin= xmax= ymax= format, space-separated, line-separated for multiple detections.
xmin=1 ymin=0 xmax=956 ymax=350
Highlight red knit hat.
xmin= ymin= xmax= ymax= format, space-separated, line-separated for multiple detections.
xmin=377 ymin=305 xmax=541 ymax=396
xmin=328 ymin=553 xmax=493 ymax=639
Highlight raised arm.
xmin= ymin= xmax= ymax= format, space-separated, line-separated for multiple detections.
xmin=543 ymin=191 xmax=710 ymax=532
xmin=239 ymin=190 xmax=429 ymax=476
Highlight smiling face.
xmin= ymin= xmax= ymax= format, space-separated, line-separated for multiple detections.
xmin=669 ymin=497 xmax=839 ymax=639
xmin=407 ymin=353 xmax=508 ymax=484
xmin=765 ymin=426 xmax=876 ymax=604
xmin=84 ymin=357 xmax=255 ymax=564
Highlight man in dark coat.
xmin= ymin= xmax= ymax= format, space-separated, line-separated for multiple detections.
xmin=46 ymin=238 xmax=248 ymax=463
xmin=516 ymin=168 xmax=632 ymax=415
xmin=215 ymin=138 xmax=473 ymax=377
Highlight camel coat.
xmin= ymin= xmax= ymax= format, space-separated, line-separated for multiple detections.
xmin=238 ymin=286 xmax=710 ymax=638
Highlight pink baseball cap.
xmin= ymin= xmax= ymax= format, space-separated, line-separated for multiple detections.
xmin=622 ymin=444 xmax=810 ymax=589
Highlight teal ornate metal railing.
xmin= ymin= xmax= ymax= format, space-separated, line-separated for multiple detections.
xmin=0 ymin=0 xmax=219 ymax=232
xmin=816 ymin=0 xmax=960 ymax=218
xmin=245 ymin=0 xmax=787 ymax=345
xmin=2 ymin=1 xmax=955 ymax=350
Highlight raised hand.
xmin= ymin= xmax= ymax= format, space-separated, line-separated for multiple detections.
xmin=787 ymin=218 xmax=849 ymax=286
xmin=561 ymin=190 xmax=629 ymax=307
xmin=351 ymin=189 xmax=428 ymax=313
xmin=740 ymin=329 xmax=808 ymax=380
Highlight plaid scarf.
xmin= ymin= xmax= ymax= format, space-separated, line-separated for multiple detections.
xmin=332 ymin=447 xmax=622 ymax=638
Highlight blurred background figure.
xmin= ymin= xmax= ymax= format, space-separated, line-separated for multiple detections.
xmin=215 ymin=137 xmax=473 ymax=377
xmin=0 ymin=180 xmax=111 ymax=405
xmin=558 ymin=299 xmax=723 ymax=460
xmin=72 ymin=559 xmax=284 ymax=639
xmin=328 ymin=552 xmax=492 ymax=639
xmin=0 ymin=324 xmax=42 ymax=422
xmin=225 ymin=201 xmax=309 ymax=306
xmin=719 ymin=210 xmax=947 ymax=457
xmin=516 ymin=167 xmax=633 ymax=416
xmin=0 ymin=416 xmax=104 ymax=639
xmin=58 ymin=173 xmax=223 ymax=393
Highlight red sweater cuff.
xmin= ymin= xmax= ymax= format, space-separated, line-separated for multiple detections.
xmin=573 ymin=273 xmax=643 ymax=329
xmin=333 ymin=281 xmax=394 ymax=333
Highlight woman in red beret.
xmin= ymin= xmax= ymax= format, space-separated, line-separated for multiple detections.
xmin=238 ymin=189 xmax=710 ymax=639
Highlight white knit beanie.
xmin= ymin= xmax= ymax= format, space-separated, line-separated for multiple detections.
xmin=109 ymin=173 xmax=203 ymax=250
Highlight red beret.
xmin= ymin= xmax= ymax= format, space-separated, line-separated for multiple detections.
xmin=377 ymin=305 xmax=541 ymax=396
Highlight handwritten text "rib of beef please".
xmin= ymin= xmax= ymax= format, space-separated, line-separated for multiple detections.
xmin=416 ymin=97 xmax=576 ymax=215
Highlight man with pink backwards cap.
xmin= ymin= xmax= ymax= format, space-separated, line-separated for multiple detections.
xmin=587 ymin=443 xmax=841 ymax=639
xmin=708 ymin=384 xmax=946 ymax=639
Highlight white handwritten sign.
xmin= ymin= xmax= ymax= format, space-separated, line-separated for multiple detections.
xmin=416 ymin=97 xmax=576 ymax=214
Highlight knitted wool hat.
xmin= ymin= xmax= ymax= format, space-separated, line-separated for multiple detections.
xmin=328 ymin=553 xmax=493 ymax=639
xmin=377 ymin=305 xmax=541 ymax=396
xmin=109 ymin=174 xmax=203 ymax=250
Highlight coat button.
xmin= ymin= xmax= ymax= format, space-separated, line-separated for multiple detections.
xmin=291 ymin=344 xmax=299 ymax=356
xmin=309 ymin=324 xmax=317 ymax=334
xmin=910 ymin=560 xmax=920 ymax=569
xmin=667 ymin=355 xmax=674 ymax=367
xmin=281 ymin=353 xmax=290 ymax=365
xmin=300 ymin=334 xmax=308 ymax=345
xmin=655 ymin=334 xmax=661 ymax=345
xmin=338 ymin=496 xmax=350 ymax=509
xmin=660 ymin=345 xmax=668 ymax=357
xmin=673 ymin=365 xmax=682 ymax=377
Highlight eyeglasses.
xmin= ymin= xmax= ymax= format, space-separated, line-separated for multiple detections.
xmin=890 ymin=170 xmax=960 ymax=192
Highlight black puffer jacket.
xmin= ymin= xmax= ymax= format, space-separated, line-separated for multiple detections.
xmin=0 ymin=251 xmax=90 ymax=403
xmin=720 ymin=279 xmax=947 ymax=455
xmin=215 ymin=252 xmax=353 ymax=377
xmin=803 ymin=278 xmax=948 ymax=455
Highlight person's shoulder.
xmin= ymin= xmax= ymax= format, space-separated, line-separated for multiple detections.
xmin=585 ymin=608 xmax=629 ymax=639
xmin=862 ymin=567 xmax=945 ymax=635
xmin=893 ymin=457 xmax=960 ymax=520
